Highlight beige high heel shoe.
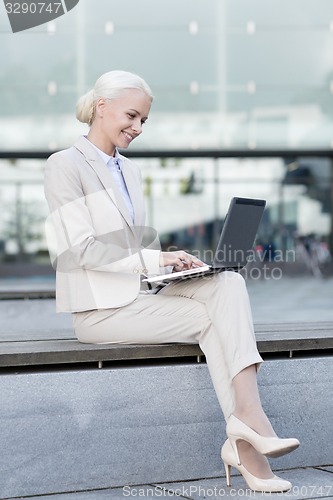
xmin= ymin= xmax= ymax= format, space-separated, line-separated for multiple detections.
xmin=221 ymin=439 xmax=292 ymax=493
xmin=227 ymin=414 xmax=300 ymax=465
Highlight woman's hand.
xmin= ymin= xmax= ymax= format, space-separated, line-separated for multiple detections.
xmin=159 ymin=251 xmax=206 ymax=271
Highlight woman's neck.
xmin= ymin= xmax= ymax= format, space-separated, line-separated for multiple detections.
xmin=87 ymin=129 xmax=116 ymax=157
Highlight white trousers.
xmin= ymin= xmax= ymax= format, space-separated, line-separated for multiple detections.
xmin=73 ymin=272 xmax=263 ymax=420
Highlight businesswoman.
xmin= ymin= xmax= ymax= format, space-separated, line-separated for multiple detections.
xmin=44 ymin=70 xmax=299 ymax=493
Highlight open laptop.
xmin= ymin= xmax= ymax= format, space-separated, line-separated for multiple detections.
xmin=143 ymin=197 xmax=266 ymax=284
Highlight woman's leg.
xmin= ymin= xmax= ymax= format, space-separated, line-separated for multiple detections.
xmin=232 ymin=366 xmax=277 ymax=478
xmin=233 ymin=365 xmax=275 ymax=437
xmin=161 ymin=272 xmax=278 ymax=479
xmin=161 ymin=271 xmax=263 ymax=420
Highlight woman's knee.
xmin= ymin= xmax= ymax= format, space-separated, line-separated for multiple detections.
xmin=219 ymin=270 xmax=246 ymax=286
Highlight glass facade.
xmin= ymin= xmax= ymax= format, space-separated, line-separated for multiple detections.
xmin=0 ymin=0 xmax=332 ymax=274
xmin=1 ymin=0 xmax=333 ymax=150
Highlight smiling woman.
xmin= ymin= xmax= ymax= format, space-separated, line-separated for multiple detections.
xmin=44 ymin=69 xmax=299 ymax=495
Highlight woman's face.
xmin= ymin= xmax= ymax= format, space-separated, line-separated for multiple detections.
xmin=93 ymin=88 xmax=152 ymax=155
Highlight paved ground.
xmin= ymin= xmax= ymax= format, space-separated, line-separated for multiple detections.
xmin=13 ymin=466 xmax=333 ymax=499
xmin=247 ymin=275 xmax=333 ymax=323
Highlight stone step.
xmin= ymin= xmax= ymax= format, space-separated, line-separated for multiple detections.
xmin=0 ymin=322 xmax=332 ymax=368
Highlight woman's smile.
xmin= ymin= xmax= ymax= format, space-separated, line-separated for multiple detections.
xmin=122 ymin=131 xmax=134 ymax=144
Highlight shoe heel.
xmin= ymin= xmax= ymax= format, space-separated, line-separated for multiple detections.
xmin=228 ymin=435 xmax=241 ymax=465
xmin=223 ymin=462 xmax=231 ymax=487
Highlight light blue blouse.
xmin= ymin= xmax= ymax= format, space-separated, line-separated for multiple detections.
xmin=86 ymin=138 xmax=135 ymax=223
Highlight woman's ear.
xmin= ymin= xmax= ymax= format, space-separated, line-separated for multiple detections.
xmin=95 ymin=98 xmax=108 ymax=118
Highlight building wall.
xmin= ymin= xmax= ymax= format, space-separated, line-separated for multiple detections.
xmin=0 ymin=0 xmax=333 ymax=150
xmin=0 ymin=0 xmax=332 ymax=259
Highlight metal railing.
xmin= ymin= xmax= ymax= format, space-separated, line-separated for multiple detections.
xmin=1 ymin=148 xmax=333 ymax=160
xmin=0 ymin=149 xmax=332 ymax=259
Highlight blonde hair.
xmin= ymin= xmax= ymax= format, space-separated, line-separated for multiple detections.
xmin=76 ymin=70 xmax=154 ymax=126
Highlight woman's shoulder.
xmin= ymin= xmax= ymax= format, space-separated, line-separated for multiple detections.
xmin=46 ymin=139 xmax=87 ymax=171
xmin=45 ymin=144 xmax=84 ymax=186
xmin=47 ymin=144 xmax=79 ymax=163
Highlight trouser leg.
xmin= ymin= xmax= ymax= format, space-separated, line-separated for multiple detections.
xmin=160 ymin=271 xmax=263 ymax=419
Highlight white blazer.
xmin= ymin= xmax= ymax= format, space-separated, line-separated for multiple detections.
xmin=44 ymin=136 xmax=162 ymax=312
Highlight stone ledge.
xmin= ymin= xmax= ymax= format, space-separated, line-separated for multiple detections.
xmin=0 ymin=322 xmax=332 ymax=368
xmin=0 ymin=357 xmax=332 ymax=497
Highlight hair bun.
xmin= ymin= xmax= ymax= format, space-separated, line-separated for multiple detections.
xmin=76 ymin=88 xmax=95 ymax=125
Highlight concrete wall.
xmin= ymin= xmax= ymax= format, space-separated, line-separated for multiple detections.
xmin=0 ymin=356 xmax=331 ymax=498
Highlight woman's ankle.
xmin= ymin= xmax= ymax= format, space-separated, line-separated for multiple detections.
xmin=236 ymin=441 xmax=274 ymax=479
xmin=232 ymin=408 xmax=277 ymax=437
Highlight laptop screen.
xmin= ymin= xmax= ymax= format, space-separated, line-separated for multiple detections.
xmin=212 ymin=197 xmax=266 ymax=268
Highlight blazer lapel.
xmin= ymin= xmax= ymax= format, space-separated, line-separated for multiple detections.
xmin=121 ymin=157 xmax=145 ymax=228
xmin=73 ymin=136 xmax=136 ymax=233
